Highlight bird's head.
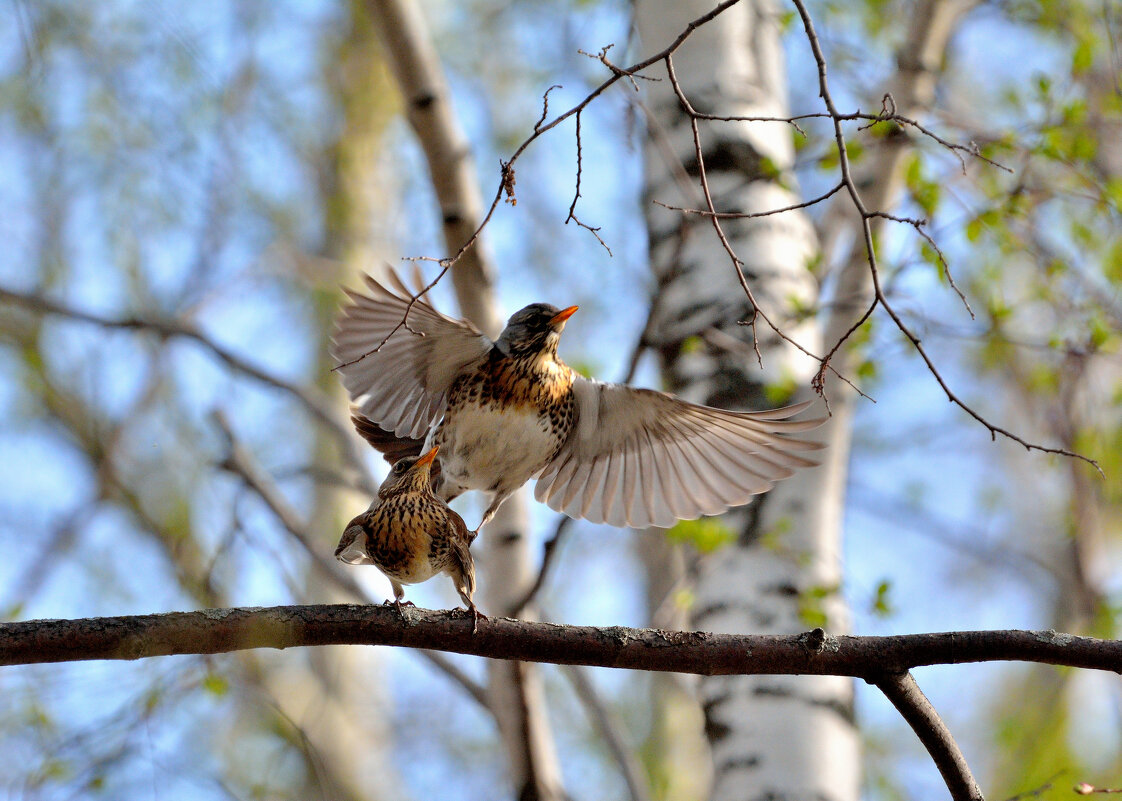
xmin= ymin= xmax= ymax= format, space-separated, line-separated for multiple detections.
xmin=378 ymin=446 xmax=440 ymax=498
xmin=496 ymin=303 xmax=578 ymax=357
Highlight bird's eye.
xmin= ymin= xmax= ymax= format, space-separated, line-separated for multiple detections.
xmin=394 ymin=462 xmax=407 ymax=473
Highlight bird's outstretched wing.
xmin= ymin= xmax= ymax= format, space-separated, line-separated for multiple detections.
xmin=534 ymin=379 xmax=824 ymax=529
xmin=332 ymin=271 xmax=492 ymax=438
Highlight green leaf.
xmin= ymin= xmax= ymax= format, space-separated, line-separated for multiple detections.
xmin=1104 ymin=238 xmax=1122 ymax=283
xmin=758 ymin=155 xmax=782 ymax=181
xmin=203 ymin=673 xmax=230 ymax=697
xmin=797 ymin=583 xmax=839 ymax=627
xmin=764 ymin=375 xmax=798 ymax=405
xmin=673 ymin=588 xmax=695 ymax=611
xmin=965 ymin=216 xmax=984 ymax=243
xmin=567 ymin=359 xmax=597 ymax=379
xmin=1071 ymin=38 xmax=1094 ymax=74
xmin=871 ymin=580 xmax=894 ymax=617
xmin=679 ymin=336 xmax=704 ymax=356
xmin=855 ymin=358 xmax=877 ymax=382
xmin=666 ymin=517 xmax=736 ymax=553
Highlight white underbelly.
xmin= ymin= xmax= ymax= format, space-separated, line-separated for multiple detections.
xmin=436 ymin=404 xmax=555 ymax=493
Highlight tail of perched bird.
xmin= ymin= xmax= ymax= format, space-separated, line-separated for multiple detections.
xmin=447 ymin=535 xmax=476 ymax=612
xmin=334 ymin=523 xmax=372 ymax=565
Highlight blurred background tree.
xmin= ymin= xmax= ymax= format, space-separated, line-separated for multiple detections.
xmin=0 ymin=1 xmax=1118 ymax=800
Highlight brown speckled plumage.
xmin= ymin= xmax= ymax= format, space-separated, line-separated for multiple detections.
xmin=335 ymin=447 xmax=481 ymax=628
xmin=333 ymin=271 xmax=825 ymax=530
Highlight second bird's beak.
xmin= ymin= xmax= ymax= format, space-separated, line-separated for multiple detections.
xmin=549 ymin=306 xmax=579 ymax=328
xmin=415 ymin=446 xmax=439 ymax=468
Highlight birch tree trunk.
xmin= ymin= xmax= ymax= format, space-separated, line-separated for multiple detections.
xmin=635 ymin=3 xmax=857 ymax=800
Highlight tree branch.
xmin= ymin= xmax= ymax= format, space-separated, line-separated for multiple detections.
xmin=873 ymin=670 xmax=984 ymax=801
xmin=5 ymin=606 xmax=1121 ymax=677
xmin=0 ymin=285 xmax=377 ymax=495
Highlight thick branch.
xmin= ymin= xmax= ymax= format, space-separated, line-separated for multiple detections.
xmin=873 ymin=671 xmax=984 ymax=801
xmin=4 ymin=606 xmax=1121 ymax=677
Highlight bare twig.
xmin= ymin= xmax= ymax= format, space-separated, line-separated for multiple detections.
xmin=1076 ymin=784 xmax=1122 ymax=795
xmin=566 ymin=110 xmax=613 ymax=255
xmin=535 ymin=84 xmax=563 ymax=132
xmin=873 ymin=671 xmax=984 ymax=801
xmin=867 ymin=211 xmax=974 ymax=317
xmin=562 ymin=665 xmax=653 ymax=801
xmin=654 ymin=180 xmax=846 ymax=219
xmin=0 ymin=286 xmax=377 ymax=495
xmin=785 ymin=0 xmax=1101 ymax=472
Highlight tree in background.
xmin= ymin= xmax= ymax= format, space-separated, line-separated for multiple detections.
xmin=0 ymin=1 xmax=1119 ymax=800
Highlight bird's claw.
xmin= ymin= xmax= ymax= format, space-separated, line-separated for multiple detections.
xmin=454 ymin=605 xmax=487 ymax=634
xmin=387 ymin=598 xmax=416 ymax=623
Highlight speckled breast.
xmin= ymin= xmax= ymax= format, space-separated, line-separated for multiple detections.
xmin=435 ymin=353 xmax=576 ymax=494
xmin=366 ymin=499 xmax=441 ymax=585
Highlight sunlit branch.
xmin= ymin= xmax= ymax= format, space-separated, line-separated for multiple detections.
xmin=4 ymin=607 xmax=1121 ymax=676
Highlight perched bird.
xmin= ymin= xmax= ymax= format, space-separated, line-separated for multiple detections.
xmin=332 ymin=271 xmax=824 ymax=530
xmin=335 ymin=446 xmax=481 ymax=628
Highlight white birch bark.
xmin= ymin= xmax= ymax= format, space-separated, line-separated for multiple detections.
xmin=635 ymin=3 xmax=856 ymax=800
xmin=636 ymin=1 xmax=977 ymax=798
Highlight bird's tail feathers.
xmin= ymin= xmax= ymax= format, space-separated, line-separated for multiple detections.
xmin=350 ymin=412 xmax=426 ymax=462
xmin=335 ymin=525 xmax=374 ymax=565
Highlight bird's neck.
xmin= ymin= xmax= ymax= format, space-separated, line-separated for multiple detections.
xmin=378 ymin=476 xmax=434 ymax=500
xmin=496 ymin=335 xmax=564 ymax=371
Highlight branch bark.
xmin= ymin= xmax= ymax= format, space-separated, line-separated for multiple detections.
xmin=873 ymin=671 xmax=984 ymax=801
xmin=5 ymin=606 xmax=1120 ymax=676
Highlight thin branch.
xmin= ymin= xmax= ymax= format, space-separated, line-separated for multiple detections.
xmin=561 ymin=665 xmax=653 ymax=801
xmin=0 ymin=286 xmax=377 ymax=495
xmin=867 ymin=211 xmax=974 ymax=318
xmin=786 ymin=0 xmax=1101 ymax=472
xmin=535 ymin=84 xmax=563 ymax=132
xmin=565 ymin=110 xmax=613 ymax=255
xmin=873 ymin=670 xmax=984 ymax=801
xmin=1076 ymin=784 xmax=1122 ymax=795
xmin=511 ymin=516 xmax=574 ymax=618
xmin=4 ymin=608 xmax=1122 ymax=676
xmin=654 ymin=180 xmax=846 ymax=219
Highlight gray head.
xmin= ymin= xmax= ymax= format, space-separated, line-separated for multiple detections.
xmin=496 ymin=303 xmax=578 ymax=355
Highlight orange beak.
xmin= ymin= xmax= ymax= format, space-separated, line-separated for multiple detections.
xmin=415 ymin=446 xmax=439 ymax=468
xmin=549 ymin=306 xmax=579 ymax=327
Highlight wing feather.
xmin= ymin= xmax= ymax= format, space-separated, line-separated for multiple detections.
xmin=331 ymin=270 xmax=492 ymax=438
xmin=535 ymin=378 xmax=824 ymax=528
